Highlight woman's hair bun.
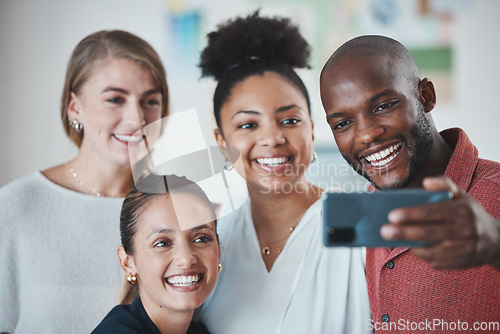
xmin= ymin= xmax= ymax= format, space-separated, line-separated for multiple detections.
xmin=200 ymin=10 xmax=311 ymax=81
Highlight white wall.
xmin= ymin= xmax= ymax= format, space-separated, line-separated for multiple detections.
xmin=0 ymin=0 xmax=499 ymax=187
xmin=448 ymin=0 xmax=500 ymax=161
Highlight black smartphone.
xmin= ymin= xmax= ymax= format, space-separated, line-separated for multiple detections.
xmin=323 ymin=189 xmax=452 ymax=247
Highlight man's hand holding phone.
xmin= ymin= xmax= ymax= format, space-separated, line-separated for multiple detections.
xmin=381 ymin=177 xmax=500 ymax=271
xmin=323 ymin=187 xmax=452 ymax=248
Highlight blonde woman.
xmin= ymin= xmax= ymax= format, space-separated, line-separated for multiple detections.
xmin=0 ymin=30 xmax=169 ymax=332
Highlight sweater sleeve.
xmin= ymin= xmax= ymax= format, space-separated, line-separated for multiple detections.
xmin=0 ymin=178 xmax=27 ymax=332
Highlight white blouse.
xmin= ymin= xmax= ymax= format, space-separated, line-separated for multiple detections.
xmin=198 ymin=196 xmax=372 ymax=334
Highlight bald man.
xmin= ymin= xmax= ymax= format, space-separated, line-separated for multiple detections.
xmin=320 ymin=35 xmax=500 ymax=333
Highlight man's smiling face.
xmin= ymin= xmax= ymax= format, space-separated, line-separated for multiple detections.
xmin=320 ymin=54 xmax=433 ymax=189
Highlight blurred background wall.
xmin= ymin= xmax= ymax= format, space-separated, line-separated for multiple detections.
xmin=1 ymin=0 xmax=499 ymax=189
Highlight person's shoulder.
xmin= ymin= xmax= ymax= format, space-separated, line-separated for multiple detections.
xmin=309 ymin=192 xmax=326 ymax=216
xmin=314 ymin=188 xmax=339 ymax=215
xmin=215 ymin=199 xmax=251 ymax=250
xmin=92 ymin=304 xmax=144 ymax=334
xmin=0 ymin=171 xmax=47 ymax=209
xmin=476 ymin=158 xmax=500 ymax=186
xmin=0 ymin=171 xmax=41 ymax=194
xmin=218 ymin=198 xmax=249 ymax=227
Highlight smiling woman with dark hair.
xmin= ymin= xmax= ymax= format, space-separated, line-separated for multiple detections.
xmin=196 ymin=11 xmax=372 ymax=334
xmin=93 ymin=174 xmax=219 ymax=334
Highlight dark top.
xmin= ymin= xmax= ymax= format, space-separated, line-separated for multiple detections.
xmin=92 ymin=295 xmax=210 ymax=334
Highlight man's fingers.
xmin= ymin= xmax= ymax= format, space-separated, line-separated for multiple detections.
xmin=388 ymin=202 xmax=449 ymax=224
xmin=388 ymin=198 xmax=473 ymax=227
xmin=381 ymin=219 xmax=475 ymax=241
xmin=423 ymin=176 xmax=463 ymax=199
xmin=411 ymin=239 xmax=476 ymax=269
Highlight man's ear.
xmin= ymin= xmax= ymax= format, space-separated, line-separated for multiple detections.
xmin=117 ymin=245 xmax=136 ymax=275
xmin=418 ymin=78 xmax=436 ymax=113
xmin=67 ymin=92 xmax=83 ymax=121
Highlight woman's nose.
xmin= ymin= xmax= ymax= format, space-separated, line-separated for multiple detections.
xmin=173 ymin=241 xmax=197 ymax=268
xmin=256 ymin=124 xmax=286 ymax=147
xmin=124 ymin=101 xmax=146 ymax=129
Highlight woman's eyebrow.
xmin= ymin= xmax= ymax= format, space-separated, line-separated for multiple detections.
xmin=102 ymin=87 xmax=128 ymax=94
xmin=142 ymin=88 xmax=162 ymax=97
xmin=100 ymin=87 xmax=161 ymax=96
xmin=231 ymin=110 xmax=260 ymax=119
xmin=191 ymin=224 xmax=215 ymax=233
xmin=147 ymin=223 xmax=215 ymax=238
xmin=276 ymin=104 xmax=301 ymax=113
xmin=147 ymin=227 xmax=175 ymax=238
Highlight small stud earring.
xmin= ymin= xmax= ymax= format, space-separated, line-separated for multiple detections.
xmin=69 ymin=119 xmax=83 ymax=133
xmin=218 ymin=263 xmax=223 ymax=273
xmin=311 ymin=151 xmax=318 ymax=163
xmin=127 ymin=273 xmax=137 ymax=285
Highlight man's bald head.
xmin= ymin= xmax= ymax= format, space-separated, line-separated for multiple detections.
xmin=321 ymin=35 xmax=421 ymax=91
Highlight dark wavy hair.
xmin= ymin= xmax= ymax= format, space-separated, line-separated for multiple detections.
xmin=199 ymin=11 xmax=312 ymax=132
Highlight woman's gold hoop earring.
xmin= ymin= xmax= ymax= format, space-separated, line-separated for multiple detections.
xmin=218 ymin=263 xmax=223 ymax=273
xmin=127 ymin=273 xmax=137 ymax=285
xmin=311 ymin=151 xmax=318 ymax=164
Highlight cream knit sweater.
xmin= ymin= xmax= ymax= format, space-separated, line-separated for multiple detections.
xmin=0 ymin=171 xmax=124 ymax=333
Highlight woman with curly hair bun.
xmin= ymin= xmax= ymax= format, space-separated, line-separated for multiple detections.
xmin=196 ymin=11 xmax=371 ymax=334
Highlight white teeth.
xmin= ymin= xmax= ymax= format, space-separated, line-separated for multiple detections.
xmin=370 ymin=152 xmax=399 ymax=166
xmin=166 ymin=274 xmax=200 ymax=287
xmin=256 ymin=157 xmax=289 ymax=167
xmin=114 ymin=134 xmax=143 ymax=143
xmin=365 ymin=143 xmax=402 ymax=167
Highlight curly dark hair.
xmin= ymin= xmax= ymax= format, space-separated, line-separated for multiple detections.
xmin=199 ymin=10 xmax=312 ymax=131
